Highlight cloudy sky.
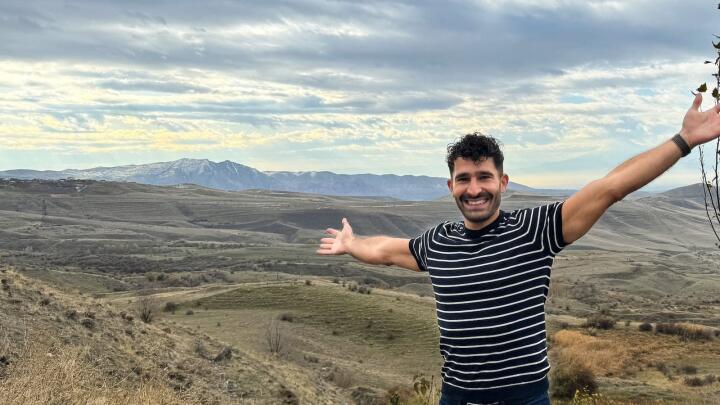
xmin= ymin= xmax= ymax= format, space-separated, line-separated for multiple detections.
xmin=0 ymin=0 xmax=718 ymax=189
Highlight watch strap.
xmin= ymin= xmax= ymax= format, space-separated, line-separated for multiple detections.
xmin=671 ymin=133 xmax=691 ymax=157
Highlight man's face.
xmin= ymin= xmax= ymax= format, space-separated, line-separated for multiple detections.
xmin=447 ymin=157 xmax=509 ymax=228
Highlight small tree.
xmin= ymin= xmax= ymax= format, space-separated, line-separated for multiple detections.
xmin=697 ymin=3 xmax=720 ymax=247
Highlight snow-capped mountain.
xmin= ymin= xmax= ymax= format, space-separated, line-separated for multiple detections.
xmin=0 ymin=158 xmax=557 ymax=200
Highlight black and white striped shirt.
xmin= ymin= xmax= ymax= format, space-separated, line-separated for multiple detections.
xmin=409 ymin=202 xmax=566 ymax=402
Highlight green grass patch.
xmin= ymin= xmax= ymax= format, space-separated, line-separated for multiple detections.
xmin=189 ymin=283 xmax=439 ymax=351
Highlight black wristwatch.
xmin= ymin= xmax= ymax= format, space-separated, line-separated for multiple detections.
xmin=671 ymin=133 xmax=692 ymax=157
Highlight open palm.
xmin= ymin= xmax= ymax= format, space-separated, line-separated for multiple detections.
xmin=682 ymin=93 xmax=720 ymax=147
xmin=316 ymin=218 xmax=354 ymax=255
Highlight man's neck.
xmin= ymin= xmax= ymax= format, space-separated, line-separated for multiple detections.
xmin=464 ymin=209 xmax=501 ymax=231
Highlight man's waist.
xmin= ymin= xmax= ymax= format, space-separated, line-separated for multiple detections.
xmin=441 ymin=375 xmax=549 ymax=404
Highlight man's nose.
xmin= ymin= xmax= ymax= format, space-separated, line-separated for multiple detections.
xmin=467 ymin=179 xmax=483 ymax=196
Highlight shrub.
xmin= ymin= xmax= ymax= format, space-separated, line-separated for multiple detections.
xmin=267 ymin=319 xmax=283 ymax=355
xmin=278 ymin=313 xmax=294 ymax=322
xmin=80 ymin=318 xmax=96 ymax=330
xmin=163 ymin=302 xmax=178 ymax=313
xmin=327 ymin=367 xmax=353 ymax=388
xmin=185 ymin=310 xmax=194 ymax=315
xmin=654 ymin=362 xmax=670 ymax=376
xmin=684 ymin=376 xmax=705 ymax=387
xmin=40 ymin=297 xmax=51 ymax=306
xmin=704 ymin=374 xmax=717 ymax=385
xmin=305 ymin=279 xmax=312 ymax=286
xmin=584 ymin=313 xmax=615 ymax=330
xmin=137 ymin=296 xmax=154 ymax=324
xmin=656 ymin=322 xmax=714 ymax=341
xmin=194 ymin=340 xmax=209 ymax=359
xmin=639 ymin=322 xmax=653 ymax=332
xmin=550 ymin=357 xmax=598 ymax=399
xmin=213 ymin=347 xmax=233 ymax=363
xmin=681 ymin=365 xmax=698 ymax=374
xmin=358 ymin=285 xmax=371 ymax=294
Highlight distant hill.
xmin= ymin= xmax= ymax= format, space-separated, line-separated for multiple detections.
xmin=639 ymin=182 xmax=717 ymax=210
xmin=0 ymin=158 xmax=570 ymax=200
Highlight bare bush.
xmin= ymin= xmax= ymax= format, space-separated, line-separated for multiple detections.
xmin=550 ymin=356 xmax=598 ymax=399
xmin=584 ymin=312 xmax=615 ymax=330
xmin=639 ymin=322 xmax=653 ymax=332
xmin=682 ymin=365 xmax=698 ymax=374
xmin=163 ymin=302 xmax=178 ymax=313
xmin=266 ymin=318 xmax=283 ymax=356
xmin=137 ymin=296 xmax=155 ymax=324
xmin=213 ymin=347 xmax=233 ymax=363
xmin=326 ymin=366 xmax=353 ymax=388
xmin=194 ymin=340 xmax=209 ymax=359
xmin=278 ymin=313 xmax=294 ymax=322
xmin=684 ymin=376 xmax=706 ymax=387
xmin=656 ymin=322 xmax=714 ymax=341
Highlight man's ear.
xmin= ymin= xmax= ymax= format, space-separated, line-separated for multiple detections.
xmin=500 ymin=173 xmax=509 ymax=193
xmin=447 ymin=178 xmax=453 ymax=194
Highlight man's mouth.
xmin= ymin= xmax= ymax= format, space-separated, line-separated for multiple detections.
xmin=462 ymin=195 xmax=491 ymax=208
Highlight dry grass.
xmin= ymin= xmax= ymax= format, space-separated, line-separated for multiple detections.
xmin=553 ymin=330 xmax=630 ymax=376
xmin=0 ymin=341 xmax=198 ymax=405
xmin=655 ymin=323 xmax=716 ymax=341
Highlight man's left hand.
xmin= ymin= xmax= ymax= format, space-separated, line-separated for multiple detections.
xmin=680 ymin=93 xmax=720 ymax=148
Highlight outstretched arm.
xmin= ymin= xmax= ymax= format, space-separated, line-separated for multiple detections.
xmin=562 ymin=93 xmax=720 ymax=244
xmin=316 ymin=218 xmax=420 ymax=271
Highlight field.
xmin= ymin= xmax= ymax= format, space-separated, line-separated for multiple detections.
xmin=1 ymin=179 xmax=720 ymax=403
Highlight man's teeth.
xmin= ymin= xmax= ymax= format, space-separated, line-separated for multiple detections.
xmin=465 ymin=197 xmax=489 ymax=206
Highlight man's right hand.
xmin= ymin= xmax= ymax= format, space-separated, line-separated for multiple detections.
xmin=315 ymin=219 xmax=419 ymax=271
xmin=316 ymin=217 xmax=354 ymax=255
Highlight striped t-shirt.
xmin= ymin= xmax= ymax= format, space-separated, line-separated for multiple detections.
xmin=409 ymin=202 xmax=566 ymax=402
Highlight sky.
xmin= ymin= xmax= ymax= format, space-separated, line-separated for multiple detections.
xmin=0 ymin=0 xmax=718 ymax=189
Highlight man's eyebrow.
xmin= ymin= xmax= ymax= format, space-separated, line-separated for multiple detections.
xmin=454 ymin=170 xmax=494 ymax=180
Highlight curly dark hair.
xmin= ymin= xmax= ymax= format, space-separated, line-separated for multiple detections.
xmin=446 ymin=132 xmax=504 ymax=175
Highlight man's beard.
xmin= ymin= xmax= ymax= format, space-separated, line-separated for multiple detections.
xmin=453 ymin=190 xmax=502 ymax=226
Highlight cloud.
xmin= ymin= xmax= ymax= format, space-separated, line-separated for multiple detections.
xmin=0 ymin=0 xmax=717 ymax=189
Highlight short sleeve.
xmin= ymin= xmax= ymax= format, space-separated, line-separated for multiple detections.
xmin=540 ymin=201 xmax=567 ymax=255
xmin=408 ymin=227 xmax=435 ymax=272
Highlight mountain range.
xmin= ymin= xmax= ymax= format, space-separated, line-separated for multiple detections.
xmin=0 ymin=158 xmax=579 ymax=200
xmin=3 ymin=158 xmax=708 ymax=201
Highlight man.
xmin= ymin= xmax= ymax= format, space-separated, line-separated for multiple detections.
xmin=316 ymin=94 xmax=720 ymax=405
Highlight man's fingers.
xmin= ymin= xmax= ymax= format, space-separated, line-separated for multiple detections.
xmin=325 ymin=228 xmax=339 ymax=235
xmin=692 ymin=92 xmax=703 ymax=111
xmin=320 ymin=238 xmax=335 ymax=244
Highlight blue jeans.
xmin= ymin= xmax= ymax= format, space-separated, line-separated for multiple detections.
xmin=439 ymin=390 xmax=550 ymax=405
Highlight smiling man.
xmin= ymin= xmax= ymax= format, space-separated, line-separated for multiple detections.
xmin=316 ymin=94 xmax=720 ymax=405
